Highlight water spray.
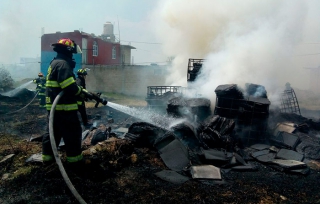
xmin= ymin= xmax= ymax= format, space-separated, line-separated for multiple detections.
xmin=2 ymin=80 xmax=33 ymax=97
xmin=107 ymin=102 xmax=185 ymax=130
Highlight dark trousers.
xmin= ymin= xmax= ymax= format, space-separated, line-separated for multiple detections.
xmin=42 ymin=110 xmax=82 ymax=158
xmin=78 ymin=100 xmax=88 ymax=124
xmin=39 ymin=95 xmax=46 ymax=107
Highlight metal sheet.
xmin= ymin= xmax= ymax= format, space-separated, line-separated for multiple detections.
xmin=251 ymin=149 xmax=270 ymax=158
xmin=154 ymin=170 xmax=190 ymax=184
xmin=255 ymin=153 xmax=276 ymax=163
xmin=289 ymin=167 xmax=310 ymax=175
xmin=82 ymin=130 xmax=90 ymax=140
xmin=154 ymin=135 xmax=176 ymax=151
xmin=250 ymin=144 xmax=271 ymax=150
xmin=232 ymin=164 xmax=257 ymax=171
xmin=159 ymin=139 xmax=189 ymax=171
xmin=273 ymin=123 xmax=296 ymax=136
xmin=190 ymin=165 xmax=221 ymax=180
xmin=159 ymin=139 xmax=188 ymax=158
xmin=234 ymin=153 xmax=247 ymax=165
xmin=203 ymin=149 xmax=232 ymax=161
xmin=276 ymin=149 xmax=304 ymax=161
xmin=271 ymin=159 xmax=306 ymax=169
xmin=271 ymin=132 xmax=300 ymax=149
xmin=113 ymin=127 xmax=128 ymax=134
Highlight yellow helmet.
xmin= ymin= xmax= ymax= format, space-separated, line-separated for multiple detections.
xmin=51 ymin=38 xmax=82 ymax=53
xmin=77 ymin=68 xmax=88 ymax=76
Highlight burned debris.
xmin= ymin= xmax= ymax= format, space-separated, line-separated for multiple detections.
xmin=214 ymin=83 xmax=270 ymax=145
xmin=187 ymin=59 xmax=204 ymax=82
xmin=280 ymin=82 xmax=301 ymax=115
xmin=167 ymin=97 xmax=211 ymax=122
xmin=125 ymin=81 xmax=319 ymax=182
xmin=90 ymin=79 xmax=318 ymax=184
xmin=145 ymin=86 xmax=183 ymax=112
xmin=2 ymin=79 xmax=320 ymax=203
xmin=21 ymin=79 xmax=320 ymax=184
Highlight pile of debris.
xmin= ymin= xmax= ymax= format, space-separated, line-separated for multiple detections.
xmin=66 ymin=109 xmax=320 ymax=186
xmin=145 ymin=86 xmax=183 ymax=112
xmin=24 ymin=83 xmax=320 ymax=185
xmin=167 ymin=97 xmax=211 ymax=122
xmin=214 ymin=83 xmax=270 ymax=145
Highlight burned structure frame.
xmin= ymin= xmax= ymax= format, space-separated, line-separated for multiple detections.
xmin=280 ymin=88 xmax=301 ymax=116
xmin=187 ymin=59 xmax=205 ymax=82
xmin=145 ymin=86 xmax=183 ymax=110
xmin=214 ymin=84 xmax=270 ymax=145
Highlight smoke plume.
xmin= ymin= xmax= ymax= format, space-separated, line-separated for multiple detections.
xmin=152 ymin=0 xmax=320 ymax=104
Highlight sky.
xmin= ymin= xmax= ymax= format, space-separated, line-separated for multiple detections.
xmin=1 ymin=0 xmax=320 ymax=99
xmin=0 ymin=0 xmax=164 ymax=65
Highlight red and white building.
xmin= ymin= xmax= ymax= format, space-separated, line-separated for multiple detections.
xmin=41 ymin=22 xmax=135 ymax=75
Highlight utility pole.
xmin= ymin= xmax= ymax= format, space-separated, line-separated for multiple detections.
xmin=118 ymin=16 xmax=125 ymax=94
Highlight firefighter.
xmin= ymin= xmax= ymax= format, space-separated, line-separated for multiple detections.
xmin=33 ymin=72 xmax=46 ymax=107
xmin=76 ymin=68 xmax=92 ymax=127
xmin=285 ymin=82 xmax=291 ymax=90
xmin=42 ymin=38 xmax=92 ymax=165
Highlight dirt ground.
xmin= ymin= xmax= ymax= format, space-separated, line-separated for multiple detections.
xmin=1 ymin=90 xmax=320 ymax=204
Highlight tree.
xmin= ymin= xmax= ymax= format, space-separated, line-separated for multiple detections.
xmin=0 ymin=66 xmax=14 ymax=91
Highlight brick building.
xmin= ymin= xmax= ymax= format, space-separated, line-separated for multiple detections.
xmin=40 ymin=22 xmax=135 ymax=75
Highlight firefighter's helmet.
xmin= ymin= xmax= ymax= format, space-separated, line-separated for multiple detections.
xmin=38 ymin=72 xmax=44 ymax=77
xmin=51 ymin=38 xmax=82 ymax=54
xmin=77 ymin=68 xmax=87 ymax=76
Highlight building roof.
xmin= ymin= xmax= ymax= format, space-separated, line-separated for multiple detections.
xmin=120 ymin=44 xmax=136 ymax=49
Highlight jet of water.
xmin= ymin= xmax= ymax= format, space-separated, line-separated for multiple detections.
xmin=2 ymin=80 xmax=33 ymax=97
xmin=107 ymin=102 xmax=185 ymax=130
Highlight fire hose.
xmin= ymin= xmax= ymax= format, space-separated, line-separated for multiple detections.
xmin=49 ymin=91 xmax=87 ymax=204
xmin=1 ymin=91 xmax=39 ymax=115
xmin=49 ymin=91 xmax=108 ymax=204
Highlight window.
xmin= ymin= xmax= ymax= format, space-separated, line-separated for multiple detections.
xmin=93 ymin=41 xmax=98 ymax=56
xmin=112 ymin=46 xmax=116 ymax=59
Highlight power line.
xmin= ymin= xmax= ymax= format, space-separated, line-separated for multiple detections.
xmin=134 ymin=48 xmax=165 ymax=56
xmin=133 ymin=61 xmax=168 ymax=65
xmin=121 ymin=40 xmax=162 ymax=45
xmin=294 ymin=53 xmax=320 ymax=56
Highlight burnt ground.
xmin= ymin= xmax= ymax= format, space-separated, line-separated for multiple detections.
xmin=1 ymin=90 xmax=320 ymax=204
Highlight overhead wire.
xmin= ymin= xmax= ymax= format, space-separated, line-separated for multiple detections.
xmin=294 ymin=53 xmax=320 ymax=56
xmin=121 ymin=40 xmax=162 ymax=45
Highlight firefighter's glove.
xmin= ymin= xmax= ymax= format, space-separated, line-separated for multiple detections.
xmin=80 ymin=88 xmax=94 ymax=100
xmin=79 ymin=91 xmax=86 ymax=99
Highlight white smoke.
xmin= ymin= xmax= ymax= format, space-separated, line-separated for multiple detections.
xmin=152 ymin=0 xmax=320 ymax=105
